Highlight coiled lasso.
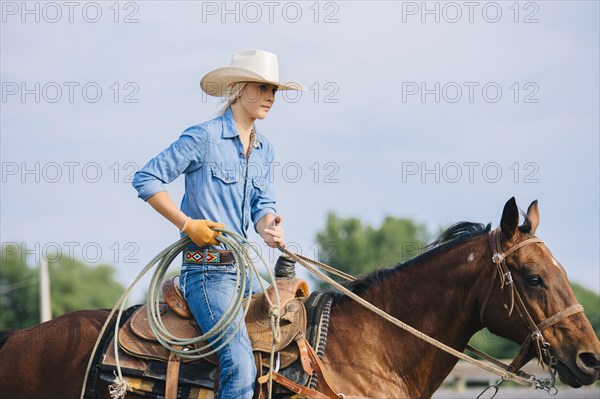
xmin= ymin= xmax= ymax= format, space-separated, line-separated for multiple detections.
xmin=80 ymin=229 xmax=281 ymax=399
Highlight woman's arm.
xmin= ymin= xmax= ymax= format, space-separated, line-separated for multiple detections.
xmin=146 ymin=191 xmax=189 ymax=230
xmin=132 ymin=126 xmax=206 ymax=202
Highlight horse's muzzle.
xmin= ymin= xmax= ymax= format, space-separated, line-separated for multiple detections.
xmin=576 ymin=352 xmax=600 ymax=379
xmin=557 ymin=351 xmax=600 ymax=387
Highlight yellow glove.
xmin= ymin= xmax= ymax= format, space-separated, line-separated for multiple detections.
xmin=182 ymin=218 xmax=225 ymax=247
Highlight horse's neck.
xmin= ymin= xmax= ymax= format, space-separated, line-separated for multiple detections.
xmin=324 ymin=236 xmax=489 ymax=398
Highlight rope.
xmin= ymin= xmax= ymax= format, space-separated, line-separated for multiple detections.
xmin=144 ymin=231 xmax=279 ymax=360
xmin=277 ymin=245 xmax=540 ymax=389
xmin=81 ymin=230 xmax=281 ymax=399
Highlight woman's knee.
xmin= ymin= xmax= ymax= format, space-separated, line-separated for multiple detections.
xmin=220 ymin=338 xmax=254 ymax=363
xmin=219 ymin=339 xmax=256 ymax=376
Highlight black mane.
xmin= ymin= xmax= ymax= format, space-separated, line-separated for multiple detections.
xmin=331 ymin=222 xmax=491 ymax=302
xmin=0 ymin=330 xmax=16 ymax=349
xmin=426 ymin=222 xmax=491 ymax=250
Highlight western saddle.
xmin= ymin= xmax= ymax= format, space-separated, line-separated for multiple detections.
xmin=101 ymin=255 xmax=341 ymax=399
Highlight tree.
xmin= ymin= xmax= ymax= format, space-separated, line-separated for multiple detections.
xmin=48 ymin=257 xmax=125 ymax=316
xmin=0 ymin=248 xmax=125 ymax=330
xmin=467 ymin=330 xmax=519 ymax=360
xmin=0 ymin=250 xmax=40 ymax=330
xmin=315 ymin=212 xmax=428 ymax=283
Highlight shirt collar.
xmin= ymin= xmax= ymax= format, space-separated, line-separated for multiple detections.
xmin=221 ymin=107 xmax=262 ymax=149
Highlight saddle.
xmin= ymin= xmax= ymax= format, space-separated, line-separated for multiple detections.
xmin=118 ymin=277 xmax=309 ymax=368
xmin=98 ymin=256 xmax=340 ymax=399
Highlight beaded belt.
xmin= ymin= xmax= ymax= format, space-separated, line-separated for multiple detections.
xmin=183 ymin=249 xmax=235 ymax=265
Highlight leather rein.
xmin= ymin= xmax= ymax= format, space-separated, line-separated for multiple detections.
xmin=475 ymin=228 xmax=584 ymax=377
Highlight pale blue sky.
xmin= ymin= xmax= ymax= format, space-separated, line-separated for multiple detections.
xmin=1 ymin=1 xmax=598 ymax=302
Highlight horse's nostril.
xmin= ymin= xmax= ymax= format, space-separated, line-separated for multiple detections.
xmin=579 ymin=352 xmax=600 ymax=370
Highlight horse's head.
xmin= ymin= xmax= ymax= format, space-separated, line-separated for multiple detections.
xmin=481 ymin=197 xmax=600 ymax=387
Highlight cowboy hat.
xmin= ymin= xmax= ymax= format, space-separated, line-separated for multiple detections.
xmin=200 ymin=49 xmax=305 ymax=97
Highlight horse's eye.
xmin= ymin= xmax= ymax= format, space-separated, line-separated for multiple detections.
xmin=527 ymin=275 xmax=544 ymax=287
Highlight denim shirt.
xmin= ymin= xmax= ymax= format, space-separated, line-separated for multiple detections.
xmin=132 ymin=108 xmax=277 ymax=247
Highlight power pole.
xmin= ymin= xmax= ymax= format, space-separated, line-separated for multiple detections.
xmin=39 ymin=259 xmax=52 ymax=322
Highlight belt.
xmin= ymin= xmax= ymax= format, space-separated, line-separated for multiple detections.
xmin=183 ymin=249 xmax=235 ymax=265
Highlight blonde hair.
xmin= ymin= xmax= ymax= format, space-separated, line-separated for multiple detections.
xmin=218 ymin=82 xmax=248 ymax=115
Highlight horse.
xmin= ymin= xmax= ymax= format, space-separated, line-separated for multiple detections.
xmin=1 ymin=197 xmax=599 ymax=398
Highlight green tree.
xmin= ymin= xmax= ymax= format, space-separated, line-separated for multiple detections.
xmin=315 ymin=212 xmax=428 ymax=282
xmin=0 ymin=249 xmax=40 ymax=330
xmin=467 ymin=330 xmax=519 ymax=360
xmin=0 ymin=248 xmax=125 ymax=330
xmin=49 ymin=257 xmax=125 ymax=316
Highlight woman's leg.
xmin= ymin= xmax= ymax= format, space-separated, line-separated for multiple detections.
xmin=181 ymin=265 xmax=256 ymax=399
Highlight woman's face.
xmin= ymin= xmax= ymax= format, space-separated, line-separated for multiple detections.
xmin=237 ymin=82 xmax=278 ymax=120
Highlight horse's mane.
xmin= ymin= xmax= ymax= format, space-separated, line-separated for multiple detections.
xmin=331 ymin=222 xmax=491 ymax=302
xmin=0 ymin=330 xmax=16 ymax=349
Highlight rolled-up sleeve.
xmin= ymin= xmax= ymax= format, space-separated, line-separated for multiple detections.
xmin=251 ymin=144 xmax=277 ymax=230
xmin=132 ymin=126 xmax=206 ymax=201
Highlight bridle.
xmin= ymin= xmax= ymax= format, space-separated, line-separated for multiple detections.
xmin=478 ymin=228 xmax=584 ymax=375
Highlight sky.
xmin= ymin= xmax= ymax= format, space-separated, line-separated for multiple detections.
xmin=1 ymin=1 xmax=599 ymax=303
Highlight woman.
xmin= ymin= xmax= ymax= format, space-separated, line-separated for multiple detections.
xmin=132 ymin=49 xmax=304 ymax=398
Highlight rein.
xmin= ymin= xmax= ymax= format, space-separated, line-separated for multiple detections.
xmin=277 ymin=228 xmax=584 ymax=393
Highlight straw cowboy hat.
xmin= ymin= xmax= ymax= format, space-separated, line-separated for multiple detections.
xmin=200 ymin=49 xmax=305 ymax=97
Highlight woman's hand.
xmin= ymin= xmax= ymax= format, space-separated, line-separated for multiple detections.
xmin=146 ymin=193 xmax=225 ymax=247
xmin=182 ymin=218 xmax=225 ymax=247
xmin=261 ymin=214 xmax=285 ymax=248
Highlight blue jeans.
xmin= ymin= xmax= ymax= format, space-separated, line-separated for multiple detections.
xmin=180 ymin=262 xmax=264 ymax=399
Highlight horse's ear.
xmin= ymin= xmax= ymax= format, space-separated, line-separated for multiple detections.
xmin=501 ymin=197 xmax=519 ymax=241
xmin=521 ymin=200 xmax=540 ymax=235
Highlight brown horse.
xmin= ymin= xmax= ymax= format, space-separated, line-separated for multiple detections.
xmin=1 ymin=198 xmax=599 ymax=398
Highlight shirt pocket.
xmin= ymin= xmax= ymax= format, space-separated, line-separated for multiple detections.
xmin=211 ymin=165 xmax=240 ymax=185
